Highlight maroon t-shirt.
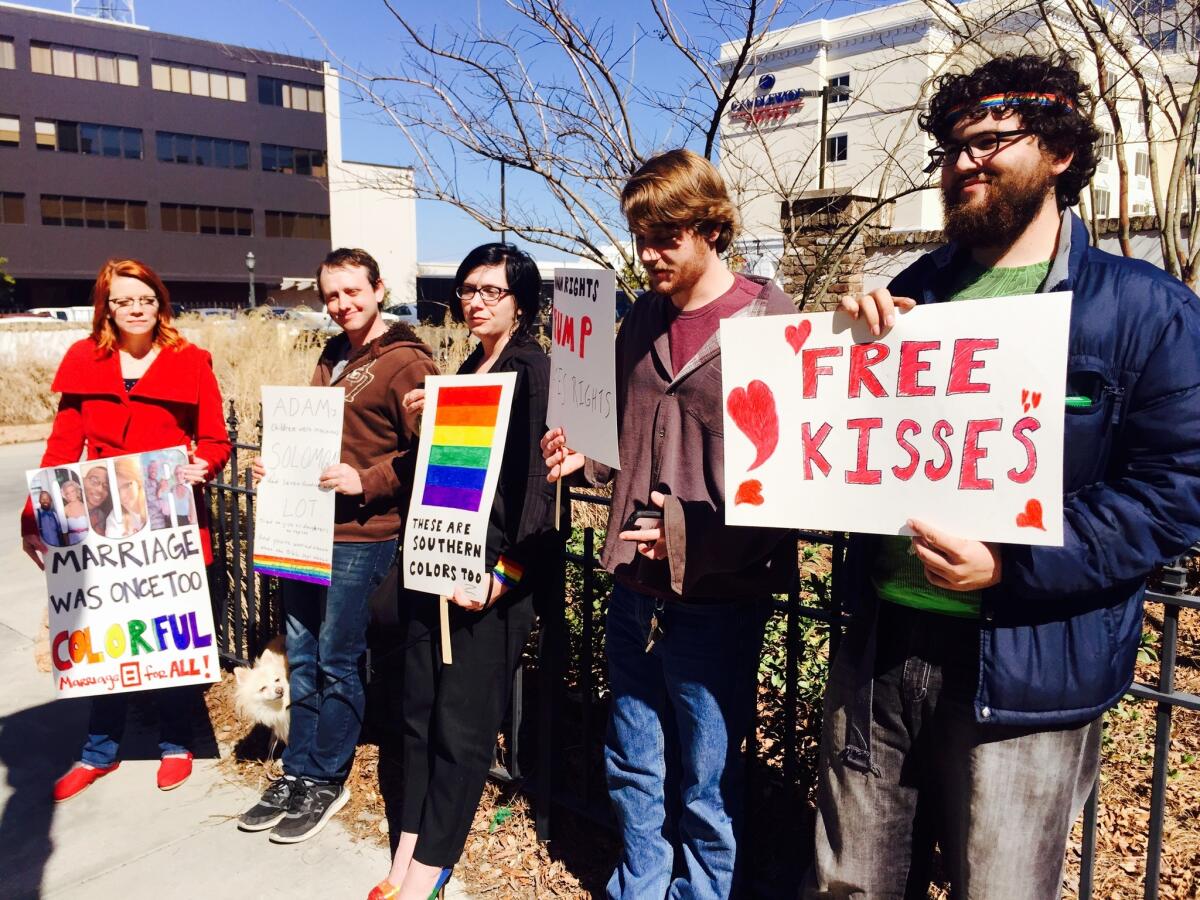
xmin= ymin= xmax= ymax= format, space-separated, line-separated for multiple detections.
xmin=668 ymin=274 xmax=759 ymax=376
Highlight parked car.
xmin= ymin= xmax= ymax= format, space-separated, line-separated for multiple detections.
xmin=382 ymin=303 xmax=419 ymax=325
xmin=27 ymin=305 xmax=93 ymax=323
xmin=188 ymin=307 xmax=237 ymax=319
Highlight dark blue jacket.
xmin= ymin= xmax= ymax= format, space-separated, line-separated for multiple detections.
xmin=844 ymin=212 xmax=1200 ymax=742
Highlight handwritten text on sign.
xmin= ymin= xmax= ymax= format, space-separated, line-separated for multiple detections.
xmin=720 ymin=293 xmax=1071 ymax=545
xmin=253 ymin=386 xmax=344 ymax=585
xmin=548 ymin=268 xmax=620 ymax=469
xmin=27 ymin=446 xmax=220 ymax=699
xmin=403 ymin=373 xmax=517 ymax=600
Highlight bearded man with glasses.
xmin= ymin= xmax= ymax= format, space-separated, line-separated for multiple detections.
xmin=803 ymin=53 xmax=1200 ymax=898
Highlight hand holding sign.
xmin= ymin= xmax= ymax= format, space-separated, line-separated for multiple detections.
xmin=908 ymin=518 xmax=1002 ymax=591
xmin=841 ymin=288 xmax=918 ymax=335
xmin=540 ymin=426 xmax=586 ymax=483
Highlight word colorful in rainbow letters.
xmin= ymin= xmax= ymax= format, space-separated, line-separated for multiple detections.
xmin=253 ymin=385 xmax=345 ymax=585
xmin=403 ymin=373 xmax=517 ymax=600
xmin=27 ymin=446 xmax=220 ymax=698
xmin=548 ymin=267 xmax=620 ymax=469
xmin=720 ymin=293 xmax=1071 ymax=545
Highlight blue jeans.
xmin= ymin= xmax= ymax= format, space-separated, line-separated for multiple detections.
xmin=81 ymin=686 xmax=194 ymax=766
xmin=604 ymin=582 xmax=771 ymax=900
xmin=281 ymin=538 xmax=396 ymax=784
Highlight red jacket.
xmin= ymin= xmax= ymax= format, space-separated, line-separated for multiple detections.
xmin=21 ymin=337 xmax=232 ymax=563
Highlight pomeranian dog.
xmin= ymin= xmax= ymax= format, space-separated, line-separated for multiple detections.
xmin=233 ymin=635 xmax=290 ymax=745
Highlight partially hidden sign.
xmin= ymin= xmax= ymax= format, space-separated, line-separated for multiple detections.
xmin=548 ymin=268 xmax=620 ymax=469
xmin=253 ymin=385 xmax=345 ymax=585
xmin=403 ymin=373 xmax=517 ymax=600
xmin=720 ymin=293 xmax=1071 ymax=545
xmin=27 ymin=446 xmax=220 ymax=698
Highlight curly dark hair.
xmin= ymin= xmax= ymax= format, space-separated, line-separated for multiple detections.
xmin=919 ymin=52 xmax=1100 ymax=208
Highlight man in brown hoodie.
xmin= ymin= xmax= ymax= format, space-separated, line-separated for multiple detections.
xmin=238 ymin=248 xmax=438 ymax=843
xmin=542 ymin=150 xmax=795 ymax=898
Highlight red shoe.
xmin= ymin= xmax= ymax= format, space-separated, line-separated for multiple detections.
xmin=53 ymin=762 xmax=119 ymax=802
xmin=367 ymin=881 xmax=399 ymax=900
xmin=157 ymin=752 xmax=193 ymax=791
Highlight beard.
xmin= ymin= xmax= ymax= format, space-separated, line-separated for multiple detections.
xmin=942 ymin=161 xmax=1056 ymax=249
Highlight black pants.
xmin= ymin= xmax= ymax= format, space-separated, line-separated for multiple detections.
xmin=400 ymin=587 xmax=536 ymax=867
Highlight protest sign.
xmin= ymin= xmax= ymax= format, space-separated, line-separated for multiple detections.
xmin=403 ymin=373 xmax=517 ymax=601
xmin=27 ymin=447 xmax=219 ymax=699
xmin=253 ymin=386 xmax=344 ymax=585
xmin=548 ymin=268 xmax=620 ymax=469
xmin=721 ymin=293 xmax=1071 ymax=545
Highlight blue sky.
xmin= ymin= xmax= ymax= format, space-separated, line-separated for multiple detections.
xmin=17 ymin=0 xmax=862 ymax=261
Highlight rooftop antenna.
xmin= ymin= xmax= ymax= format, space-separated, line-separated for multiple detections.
xmin=70 ymin=0 xmax=137 ymax=25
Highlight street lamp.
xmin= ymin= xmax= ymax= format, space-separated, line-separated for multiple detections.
xmin=244 ymin=251 xmax=256 ymax=309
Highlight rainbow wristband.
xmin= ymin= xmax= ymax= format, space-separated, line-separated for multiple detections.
xmin=493 ymin=556 xmax=525 ymax=589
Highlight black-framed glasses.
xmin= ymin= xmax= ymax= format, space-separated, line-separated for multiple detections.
xmin=924 ymin=129 xmax=1034 ymax=173
xmin=109 ymin=295 xmax=159 ymax=310
xmin=455 ymin=284 xmax=512 ymax=305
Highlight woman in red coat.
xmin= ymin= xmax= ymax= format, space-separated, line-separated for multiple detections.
xmin=20 ymin=258 xmax=231 ymax=802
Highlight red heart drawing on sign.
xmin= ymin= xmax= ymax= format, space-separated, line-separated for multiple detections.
xmin=1021 ymin=389 xmax=1029 ymax=411
xmin=726 ymin=380 xmax=779 ymax=471
xmin=735 ymin=479 xmax=765 ymax=506
xmin=784 ymin=321 xmax=812 ymax=354
xmin=1031 ymin=392 xmax=1042 ymax=409
xmin=1015 ymin=499 xmax=1046 ymax=531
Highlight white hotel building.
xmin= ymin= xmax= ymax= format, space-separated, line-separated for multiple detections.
xmin=716 ymin=0 xmax=1171 ymax=278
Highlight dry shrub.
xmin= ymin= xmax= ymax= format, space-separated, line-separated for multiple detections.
xmin=0 ymin=358 xmax=61 ymax=426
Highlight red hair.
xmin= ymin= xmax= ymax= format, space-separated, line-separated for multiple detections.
xmin=90 ymin=258 xmax=186 ymax=353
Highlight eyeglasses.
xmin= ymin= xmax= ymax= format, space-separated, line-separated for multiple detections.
xmin=109 ymin=296 xmax=159 ymax=310
xmin=924 ymin=129 xmax=1034 ymax=173
xmin=455 ymin=284 xmax=512 ymax=305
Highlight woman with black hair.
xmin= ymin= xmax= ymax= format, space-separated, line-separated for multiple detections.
xmin=368 ymin=244 xmax=561 ymax=900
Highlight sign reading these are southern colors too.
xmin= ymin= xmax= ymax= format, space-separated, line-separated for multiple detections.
xmin=403 ymin=373 xmax=517 ymax=601
xmin=720 ymin=293 xmax=1071 ymax=546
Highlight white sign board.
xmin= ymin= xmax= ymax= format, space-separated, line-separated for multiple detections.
xmin=253 ymin=386 xmax=345 ymax=585
xmin=548 ymin=268 xmax=620 ymax=469
xmin=28 ymin=447 xmax=220 ymax=699
xmin=720 ymin=293 xmax=1071 ymax=545
xmin=403 ymin=373 xmax=517 ymax=600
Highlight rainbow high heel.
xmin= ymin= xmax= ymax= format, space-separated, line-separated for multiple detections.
xmin=366 ymin=881 xmax=398 ymax=900
xmin=429 ymin=868 xmax=453 ymax=900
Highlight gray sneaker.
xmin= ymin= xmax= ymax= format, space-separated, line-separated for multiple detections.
xmin=238 ymin=775 xmax=300 ymax=832
xmin=268 ymin=779 xmax=349 ymax=844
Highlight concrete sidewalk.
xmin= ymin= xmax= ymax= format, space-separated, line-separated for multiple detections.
xmin=0 ymin=442 xmax=468 ymax=900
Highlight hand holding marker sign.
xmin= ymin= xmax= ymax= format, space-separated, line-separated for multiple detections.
xmin=720 ymin=293 xmax=1071 ymax=545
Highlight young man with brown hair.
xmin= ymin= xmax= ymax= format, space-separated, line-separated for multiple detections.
xmin=806 ymin=54 xmax=1200 ymax=898
xmin=238 ymin=248 xmax=439 ymax=844
xmin=543 ymin=149 xmax=795 ymax=898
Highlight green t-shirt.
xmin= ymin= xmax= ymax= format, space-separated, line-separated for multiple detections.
xmin=872 ymin=258 xmax=1051 ymax=618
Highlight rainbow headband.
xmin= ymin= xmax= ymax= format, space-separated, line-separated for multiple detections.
xmin=948 ymin=92 xmax=1076 ymax=123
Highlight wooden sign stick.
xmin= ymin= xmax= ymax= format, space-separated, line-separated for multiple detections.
xmin=439 ymin=596 xmax=453 ymax=665
xmin=554 ymin=479 xmax=562 ymax=530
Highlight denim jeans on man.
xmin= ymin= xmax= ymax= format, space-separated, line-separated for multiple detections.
xmin=82 ymin=687 xmax=194 ymax=766
xmin=605 ymin=582 xmax=771 ymax=900
xmin=805 ymin=600 xmax=1102 ymax=900
xmin=281 ymin=538 xmax=396 ymax=784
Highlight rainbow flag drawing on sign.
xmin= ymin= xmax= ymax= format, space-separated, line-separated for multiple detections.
xmin=252 ymin=553 xmax=332 ymax=585
xmin=423 ymin=384 xmax=504 ymax=512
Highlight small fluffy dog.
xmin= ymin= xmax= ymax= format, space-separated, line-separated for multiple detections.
xmin=233 ymin=635 xmax=290 ymax=746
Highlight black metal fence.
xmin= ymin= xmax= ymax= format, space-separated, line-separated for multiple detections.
xmin=205 ymin=402 xmax=1197 ymax=899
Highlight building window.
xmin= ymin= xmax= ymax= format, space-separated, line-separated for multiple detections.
xmin=0 ymin=115 xmax=17 ymax=147
xmin=35 ymin=120 xmax=142 ymax=159
xmin=40 ymin=194 xmax=146 ymax=229
xmin=1094 ymin=188 xmax=1112 ymax=218
xmin=161 ymin=202 xmax=253 ymax=236
xmin=156 ymin=132 xmax=250 ymax=169
xmin=1097 ymin=132 xmax=1115 ymax=161
xmin=1 ymin=37 xmax=16 ymax=70
xmin=0 ymin=192 xmax=23 ymax=224
xmin=151 ymin=60 xmax=246 ymax=102
xmin=29 ymin=41 xmax=138 ymax=85
xmin=262 ymin=144 xmax=327 ymax=177
xmin=1133 ymin=202 xmax=1150 ymax=215
xmin=1135 ymin=151 xmax=1151 ymax=178
xmin=259 ymin=76 xmax=324 ymax=113
xmin=826 ymin=133 xmax=848 ymax=163
xmin=828 ymin=74 xmax=850 ymax=104
xmin=265 ymin=210 xmax=331 ymax=239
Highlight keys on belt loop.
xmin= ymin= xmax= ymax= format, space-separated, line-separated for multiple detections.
xmin=645 ymin=599 xmax=666 ymax=653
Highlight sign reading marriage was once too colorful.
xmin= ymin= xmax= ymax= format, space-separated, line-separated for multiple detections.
xmin=27 ymin=446 xmax=219 ymax=698
xmin=720 ymin=293 xmax=1071 ymax=546
xmin=253 ymin=385 xmax=345 ymax=585
xmin=403 ymin=373 xmax=517 ymax=600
